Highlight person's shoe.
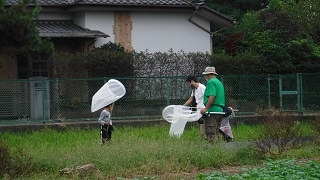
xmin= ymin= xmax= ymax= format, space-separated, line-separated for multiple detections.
xmin=225 ymin=136 xmax=233 ymax=142
xmin=100 ymin=138 xmax=108 ymax=145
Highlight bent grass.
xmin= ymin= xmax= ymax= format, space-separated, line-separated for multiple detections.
xmin=2 ymin=122 xmax=319 ymax=179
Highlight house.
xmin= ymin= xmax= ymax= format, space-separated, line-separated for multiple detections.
xmin=2 ymin=0 xmax=233 ymax=79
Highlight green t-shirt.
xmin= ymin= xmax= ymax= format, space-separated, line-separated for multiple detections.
xmin=203 ymin=77 xmax=225 ymax=112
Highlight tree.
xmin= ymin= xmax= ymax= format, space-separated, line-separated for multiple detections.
xmin=205 ymin=0 xmax=269 ymax=21
xmin=0 ymin=0 xmax=53 ymax=60
xmin=282 ymin=0 xmax=320 ymax=43
xmin=211 ymin=0 xmax=320 ymax=74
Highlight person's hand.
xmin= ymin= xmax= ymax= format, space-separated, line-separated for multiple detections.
xmin=200 ymin=108 xmax=208 ymax=114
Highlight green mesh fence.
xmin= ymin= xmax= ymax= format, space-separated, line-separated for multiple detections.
xmin=0 ymin=73 xmax=319 ymax=124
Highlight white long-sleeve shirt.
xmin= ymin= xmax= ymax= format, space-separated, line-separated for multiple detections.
xmin=98 ymin=109 xmax=112 ymax=126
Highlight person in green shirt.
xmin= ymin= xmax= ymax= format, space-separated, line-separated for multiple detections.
xmin=200 ymin=66 xmax=226 ymax=143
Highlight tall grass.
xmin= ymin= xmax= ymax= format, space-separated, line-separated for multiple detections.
xmin=1 ymin=122 xmax=319 ymax=179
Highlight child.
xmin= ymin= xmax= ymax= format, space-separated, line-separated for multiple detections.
xmin=98 ymin=104 xmax=114 ymax=144
xmin=219 ymin=107 xmax=235 ymax=142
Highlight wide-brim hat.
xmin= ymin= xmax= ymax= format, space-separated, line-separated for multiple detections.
xmin=202 ymin=67 xmax=218 ymax=75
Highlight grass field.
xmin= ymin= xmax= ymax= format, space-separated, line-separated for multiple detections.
xmin=1 ymin=121 xmax=320 ymax=179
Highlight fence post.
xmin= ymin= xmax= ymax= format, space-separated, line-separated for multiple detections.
xmin=42 ymin=78 xmax=46 ymax=124
xmin=54 ymin=78 xmax=61 ymax=120
xmin=268 ymin=74 xmax=271 ymax=109
xmin=297 ymin=73 xmax=303 ymax=115
xmin=279 ymin=75 xmax=283 ymax=112
xmin=166 ymin=78 xmax=170 ymax=105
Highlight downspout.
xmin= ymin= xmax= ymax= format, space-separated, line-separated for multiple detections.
xmin=87 ymin=35 xmax=108 ymax=52
xmin=188 ymin=6 xmax=228 ymax=53
xmin=188 ymin=5 xmax=229 ymax=34
xmin=188 ymin=7 xmax=212 ymax=35
xmin=87 ymin=39 xmax=96 ymax=52
xmin=188 ymin=6 xmax=213 ymax=53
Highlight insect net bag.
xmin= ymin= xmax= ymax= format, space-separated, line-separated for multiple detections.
xmin=162 ymin=105 xmax=202 ymax=138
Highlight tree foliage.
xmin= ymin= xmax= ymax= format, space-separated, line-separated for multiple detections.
xmin=0 ymin=0 xmax=53 ymax=57
xmin=205 ymin=0 xmax=269 ymax=20
xmin=282 ymin=0 xmax=320 ymax=42
xmin=211 ymin=0 xmax=320 ymax=75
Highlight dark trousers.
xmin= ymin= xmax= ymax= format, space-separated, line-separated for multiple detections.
xmin=100 ymin=125 xmax=113 ymax=143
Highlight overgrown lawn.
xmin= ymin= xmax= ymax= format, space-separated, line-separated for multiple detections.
xmin=1 ymin=122 xmax=319 ymax=179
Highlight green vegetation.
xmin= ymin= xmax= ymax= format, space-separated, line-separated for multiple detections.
xmin=52 ymin=42 xmax=134 ymax=78
xmin=0 ymin=0 xmax=53 ymax=57
xmin=1 ymin=121 xmax=319 ymax=179
xmin=210 ymin=0 xmax=320 ymax=75
xmin=197 ymin=159 xmax=320 ymax=180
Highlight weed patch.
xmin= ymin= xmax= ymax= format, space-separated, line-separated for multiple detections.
xmin=0 ymin=136 xmax=33 ymax=178
xmin=254 ymin=112 xmax=303 ymax=155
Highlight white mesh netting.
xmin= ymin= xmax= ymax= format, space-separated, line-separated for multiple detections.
xmin=162 ymin=105 xmax=202 ymax=138
xmin=91 ymin=79 xmax=126 ymax=112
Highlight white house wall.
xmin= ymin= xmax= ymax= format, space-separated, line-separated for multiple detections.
xmin=80 ymin=11 xmax=114 ymax=47
xmin=39 ymin=10 xmax=212 ymax=53
xmin=73 ymin=12 xmax=86 ymax=28
xmin=131 ymin=11 xmax=211 ymax=53
xmin=83 ymin=11 xmax=211 ymax=53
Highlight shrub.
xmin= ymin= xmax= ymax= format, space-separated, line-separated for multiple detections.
xmin=254 ymin=111 xmax=303 ymax=155
xmin=312 ymin=114 xmax=320 ymax=145
xmin=52 ymin=42 xmax=135 ymax=78
xmin=0 ymin=136 xmax=33 ymax=178
xmin=86 ymin=42 xmax=135 ymax=77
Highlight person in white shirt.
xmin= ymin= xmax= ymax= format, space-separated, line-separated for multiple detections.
xmin=183 ymin=76 xmax=206 ymax=137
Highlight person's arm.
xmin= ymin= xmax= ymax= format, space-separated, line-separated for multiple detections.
xmin=98 ymin=111 xmax=111 ymax=125
xmin=200 ymin=96 xmax=215 ymax=114
xmin=98 ymin=112 xmax=106 ymax=125
xmin=183 ymin=96 xmax=193 ymax=106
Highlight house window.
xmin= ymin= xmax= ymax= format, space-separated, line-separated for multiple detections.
xmin=31 ymin=55 xmax=49 ymax=77
xmin=17 ymin=55 xmax=50 ymax=79
xmin=17 ymin=55 xmax=29 ymax=79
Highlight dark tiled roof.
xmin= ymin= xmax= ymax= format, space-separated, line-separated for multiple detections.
xmin=6 ymin=0 xmax=75 ymax=5
xmin=75 ymin=0 xmax=195 ymax=5
xmin=6 ymin=0 xmax=203 ymax=6
xmin=34 ymin=21 xmax=109 ymax=38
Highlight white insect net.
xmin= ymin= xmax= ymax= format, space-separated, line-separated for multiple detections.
xmin=162 ymin=105 xmax=202 ymax=138
xmin=91 ymin=79 xmax=126 ymax=112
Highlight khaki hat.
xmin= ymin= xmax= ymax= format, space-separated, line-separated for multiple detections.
xmin=202 ymin=67 xmax=218 ymax=75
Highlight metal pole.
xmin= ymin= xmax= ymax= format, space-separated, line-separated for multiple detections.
xmin=268 ymin=74 xmax=271 ymax=109
xmin=166 ymin=78 xmax=170 ymax=105
xmin=297 ymin=73 xmax=303 ymax=115
xmin=42 ymin=79 xmax=46 ymax=124
xmin=279 ymin=76 xmax=283 ymax=112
